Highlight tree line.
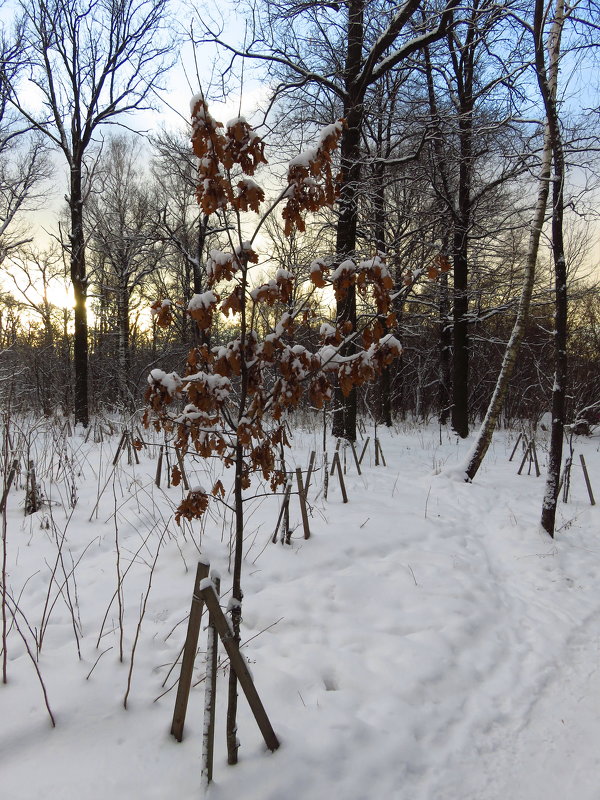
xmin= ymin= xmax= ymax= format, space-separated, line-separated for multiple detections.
xmin=1 ymin=0 xmax=599 ymax=536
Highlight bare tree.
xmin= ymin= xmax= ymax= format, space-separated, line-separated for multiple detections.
xmin=198 ymin=0 xmax=460 ymax=440
xmin=0 ymin=12 xmax=50 ymax=260
xmin=8 ymin=0 xmax=173 ymax=425
xmin=87 ymin=135 xmax=162 ymax=406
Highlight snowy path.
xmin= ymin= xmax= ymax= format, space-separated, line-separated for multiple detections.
xmin=2 ymin=424 xmax=599 ymax=799
xmin=452 ymin=610 xmax=600 ymax=800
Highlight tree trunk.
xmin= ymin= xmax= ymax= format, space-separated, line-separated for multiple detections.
xmin=116 ymin=282 xmax=130 ymax=407
xmin=539 ymin=0 xmax=567 ymax=538
xmin=70 ymin=159 xmax=89 ymax=427
xmin=439 ymin=270 xmax=452 ymax=425
xmin=373 ymin=158 xmax=392 ymax=427
xmin=227 ymin=439 xmax=244 ymax=764
xmin=451 ymin=75 xmax=474 ymax=439
xmin=332 ymin=0 xmax=364 ymax=443
xmin=464 ymin=127 xmax=550 ymax=480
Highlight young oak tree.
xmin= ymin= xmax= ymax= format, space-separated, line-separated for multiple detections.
xmin=143 ymin=98 xmax=427 ymax=764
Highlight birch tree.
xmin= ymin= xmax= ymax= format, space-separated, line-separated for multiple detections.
xmin=464 ymin=0 xmax=566 ymax=483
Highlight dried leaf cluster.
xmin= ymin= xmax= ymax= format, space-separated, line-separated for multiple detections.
xmin=146 ymin=104 xmax=447 ymax=524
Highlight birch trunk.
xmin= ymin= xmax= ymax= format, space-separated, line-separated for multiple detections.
xmin=539 ymin=0 xmax=567 ymax=537
xmin=465 ymin=0 xmax=564 ymax=482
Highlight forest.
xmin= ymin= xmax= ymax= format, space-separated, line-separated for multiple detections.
xmin=1 ymin=1 xmax=600 ymax=798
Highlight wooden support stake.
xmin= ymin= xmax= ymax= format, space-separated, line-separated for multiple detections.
xmin=296 ymin=467 xmax=311 ymax=539
xmin=509 ymin=432 xmax=523 ymax=462
xmin=580 ymin=454 xmax=596 ymax=506
xmin=350 ymin=442 xmax=362 ymax=476
xmin=531 ymin=441 xmax=540 ymax=477
xmin=304 ymin=451 xmax=316 ymax=496
xmin=272 ymin=481 xmax=292 ymax=544
xmin=358 ymin=437 xmax=370 ymax=466
xmin=517 ymin=442 xmax=532 ymax=475
xmin=202 ymin=575 xmax=220 ymax=787
xmin=324 ymin=452 xmax=329 ymax=501
xmin=112 ymin=431 xmax=127 ymax=466
xmin=562 ymin=457 xmax=573 ymax=502
xmin=155 ymin=446 xmax=163 ymax=488
xmin=375 ymin=438 xmax=387 ymax=467
xmin=170 ymin=561 xmax=210 ymax=742
xmin=200 ymin=583 xmax=280 ymax=753
xmin=175 ymin=447 xmax=190 ymax=491
xmin=330 ymin=455 xmax=337 ymax=476
xmin=166 ymin=446 xmax=171 ymax=488
xmin=332 ymin=452 xmax=348 ymax=503
xmin=343 ymin=443 xmax=347 ymax=475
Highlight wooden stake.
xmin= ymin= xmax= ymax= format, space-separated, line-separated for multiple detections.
xmin=562 ymin=457 xmax=572 ymax=502
xmin=166 ymin=445 xmax=171 ymax=488
xmin=580 ymin=454 xmax=596 ymax=506
xmin=358 ymin=437 xmax=370 ymax=466
xmin=509 ymin=432 xmax=523 ymax=462
xmin=272 ymin=481 xmax=292 ymax=544
xmin=202 ymin=574 xmax=220 ymax=787
xmin=531 ymin=441 xmax=540 ymax=477
xmin=295 ymin=467 xmax=311 ymax=539
xmin=324 ymin=452 xmax=329 ymax=501
xmin=112 ymin=431 xmax=127 ymax=466
xmin=171 ymin=560 xmax=210 ymax=742
xmin=375 ymin=438 xmax=387 ymax=467
xmin=349 ymin=442 xmax=362 ymax=475
xmin=517 ymin=442 xmax=532 ymax=475
xmin=332 ymin=452 xmax=348 ymax=503
xmin=175 ymin=447 xmax=190 ymax=491
xmin=155 ymin=446 xmax=163 ymax=488
xmin=200 ymin=582 xmax=280 ymax=753
xmin=304 ymin=451 xmax=316 ymax=496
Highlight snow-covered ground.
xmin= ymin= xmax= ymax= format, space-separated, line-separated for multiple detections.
xmin=1 ymin=417 xmax=599 ymax=799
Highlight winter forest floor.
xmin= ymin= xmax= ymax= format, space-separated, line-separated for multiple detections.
xmin=1 ymin=417 xmax=600 ymax=800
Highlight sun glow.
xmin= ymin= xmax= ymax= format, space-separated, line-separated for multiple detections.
xmin=42 ymin=280 xmax=74 ymax=310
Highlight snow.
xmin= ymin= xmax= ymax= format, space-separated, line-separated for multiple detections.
xmin=187 ymin=291 xmax=218 ymax=311
xmin=2 ymin=420 xmax=600 ymax=799
xmin=288 ymin=147 xmax=318 ymax=169
xmin=330 ymin=259 xmax=356 ymax=282
xmin=148 ymin=369 xmax=182 ymax=395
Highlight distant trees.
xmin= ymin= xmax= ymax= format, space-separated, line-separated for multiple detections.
xmin=0 ymin=0 xmax=596 ymax=484
xmin=7 ymin=0 xmax=172 ymax=425
xmin=87 ymin=136 xmax=161 ymax=406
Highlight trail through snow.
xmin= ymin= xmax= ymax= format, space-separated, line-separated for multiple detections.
xmin=1 ymin=421 xmax=599 ymax=799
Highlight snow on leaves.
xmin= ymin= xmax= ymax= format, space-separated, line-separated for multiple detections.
xmin=282 ymin=119 xmax=345 ymax=235
xmin=190 ymin=98 xmax=267 ymax=216
xmin=145 ymin=104 xmax=448 ymax=524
